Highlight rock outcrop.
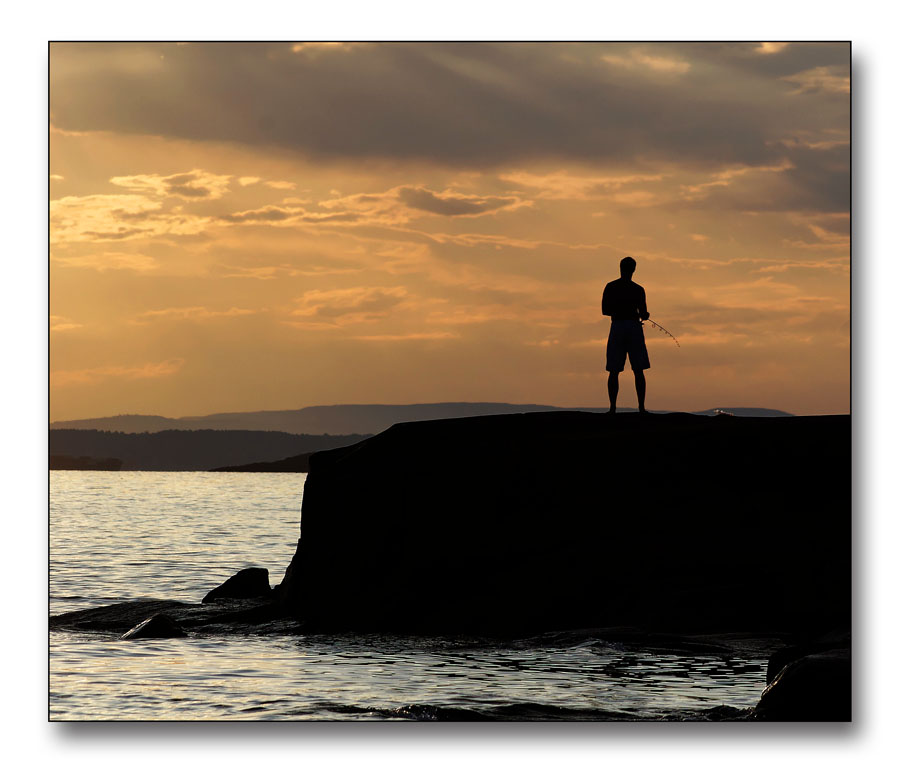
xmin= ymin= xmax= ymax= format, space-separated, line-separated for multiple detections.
xmin=278 ymin=412 xmax=850 ymax=636
xmin=202 ymin=567 xmax=272 ymax=603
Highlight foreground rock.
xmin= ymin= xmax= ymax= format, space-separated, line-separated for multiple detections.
xmin=764 ymin=628 xmax=850 ymax=684
xmin=50 ymin=598 xmax=301 ymax=638
xmin=279 ymin=412 xmax=849 ymax=637
xmin=202 ymin=567 xmax=272 ymax=603
xmin=752 ymin=647 xmax=851 ymax=721
xmin=121 ymin=613 xmax=187 ymax=640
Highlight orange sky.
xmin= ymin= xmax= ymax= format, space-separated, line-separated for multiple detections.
xmin=49 ymin=42 xmax=849 ymax=420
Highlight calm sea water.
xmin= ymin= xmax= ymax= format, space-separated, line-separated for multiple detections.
xmin=50 ymin=471 xmax=771 ymax=721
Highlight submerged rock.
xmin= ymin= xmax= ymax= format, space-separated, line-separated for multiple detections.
xmin=121 ymin=613 xmax=187 ymax=640
xmin=50 ymin=598 xmax=301 ymax=638
xmin=202 ymin=567 xmax=271 ymax=603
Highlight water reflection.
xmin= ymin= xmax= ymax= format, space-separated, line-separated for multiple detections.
xmin=50 ymin=630 xmax=769 ymax=721
xmin=50 ymin=471 xmax=306 ymax=615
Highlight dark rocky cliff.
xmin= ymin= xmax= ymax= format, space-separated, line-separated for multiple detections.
xmin=278 ymin=412 xmax=849 ymax=636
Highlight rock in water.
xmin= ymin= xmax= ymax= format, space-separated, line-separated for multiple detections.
xmin=765 ymin=628 xmax=850 ymax=684
xmin=753 ymin=648 xmax=851 ymax=721
xmin=202 ymin=567 xmax=271 ymax=603
xmin=121 ymin=613 xmax=187 ymax=640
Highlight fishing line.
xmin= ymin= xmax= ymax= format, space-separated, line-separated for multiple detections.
xmin=643 ymin=318 xmax=681 ymax=348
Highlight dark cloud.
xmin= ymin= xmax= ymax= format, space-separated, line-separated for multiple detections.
xmin=165 ymin=173 xmax=200 ymax=186
xmin=221 ymin=206 xmax=294 ymax=223
xmin=168 ymin=184 xmax=210 ymax=198
xmin=82 ymin=227 xmax=148 ymax=240
xmin=780 ymin=144 xmax=850 ymax=212
xmin=313 ymin=292 xmax=405 ymax=318
xmin=672 ymin=143 xmax=849 ymax=213
xmin=112 ymin=209 xmax=157 ymax=222
xmin=398 ymin=187 xmax=518 ymax=216
xmin=299 ymin=212 xmax=361 ymax=224
xmin=50 ymin=42 xmax=849 ymax=170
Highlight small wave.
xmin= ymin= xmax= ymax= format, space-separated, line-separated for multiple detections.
xmin=659 ymin=705 xmax=752 ymax=722
xmin=316 ymin=701 xmax=641 ymax=721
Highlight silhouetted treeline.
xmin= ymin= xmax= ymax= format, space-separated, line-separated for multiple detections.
xmin=49 ymin=429 xmax=371 ymax=471
xmin=49 ymin=454 xmax=123 ymax=471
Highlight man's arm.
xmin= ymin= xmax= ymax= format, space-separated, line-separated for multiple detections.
xmin=638 ymin=285 xmax=649 ymax=321
xmin=601 ymin=283 xmax=612 ymax=316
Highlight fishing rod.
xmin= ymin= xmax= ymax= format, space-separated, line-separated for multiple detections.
xmin=642 ymin=318 xmax=681 ymax=348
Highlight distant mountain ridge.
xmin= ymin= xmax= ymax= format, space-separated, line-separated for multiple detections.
xmin=51 ymin=402 xmax=793 ymax=436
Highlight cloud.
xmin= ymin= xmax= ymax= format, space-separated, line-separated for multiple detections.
xmin=50 ymin=174 xmax=65 ymax=181
xmin=782 ymin=66 xmax=850 ymax=95
xmin=130 ymin=306 xmax=257 ymax=324
xmin=217 ymin=185 xmax=527 ymax=229
xmin=213 ymin=261 xmax=362 ymax=279
xmin=49 ymin=42 xmax=849 ymax=169
xmin=50 ymin=358 xmax=185 ymax=387
xmin=757 ymin=43 xmax=791 ymax=55
xmin=238 ymin=176 xmax=261 ymax=186
xmin=781 ymin=214 xmax=850 ymax=250
xmin=353 ymin=331 xmax=459 ymax=342
xmin=109 ymin=169 xmax=232 ymax=200
xmin=397 ymin=187 xmax=527 ymax=216
xmin=600 ymin=50 xmax=691 ymax=74
xmin=500 ymin=170 xmax=665 ymax=200
xmin=52 ymin=251 xmax=158 ymax=272
xmin=291 ymin=42 xmax=359 ymax=54
xmin=50 ymin=192 xmax=212 ymax=243
xmin=219 ymin=204 xmax=362 ymax=226
xmin=756 ymin=258 xmax=849 ymax=273
xmin=50 ymin=194 xmax=162 ymax=243
xmin=220 ymin=205 xmax=298 ymax=224
xmin=679 ymin=159 xmax=795 ymax=199
xmin=290 ymin=286 xmax=410 ymax=325
xmin=50 ymin=315 xmax=83 ymax=332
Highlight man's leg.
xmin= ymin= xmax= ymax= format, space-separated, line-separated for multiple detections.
xmin=607 ymin=371 xmax=619 ymax=413
xmin=634 ymin=369 xmax=646 ymax=413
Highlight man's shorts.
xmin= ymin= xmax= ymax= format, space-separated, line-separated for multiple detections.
xmin=606 ymin=320 xmax=650 ymax=372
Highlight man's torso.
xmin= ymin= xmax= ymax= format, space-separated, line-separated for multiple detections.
xmin=603 ymin=279 xmax=645 ymax=321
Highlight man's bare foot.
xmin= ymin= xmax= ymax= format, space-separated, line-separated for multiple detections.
xmin=607 ymin=408 xmax=616 ymax=414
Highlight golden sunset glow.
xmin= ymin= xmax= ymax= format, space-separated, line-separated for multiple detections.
xmin=49 ymin=42 xmax=849 ymax=419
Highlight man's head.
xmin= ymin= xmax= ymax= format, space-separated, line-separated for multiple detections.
xmin=619 ymin=257 xmax=636 ymax=279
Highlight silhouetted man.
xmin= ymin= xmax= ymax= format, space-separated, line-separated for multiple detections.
xmin=602 ymin=257 xmax=650 ymax=413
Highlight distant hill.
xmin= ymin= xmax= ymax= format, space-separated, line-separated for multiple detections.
xmin=49 ymin=430 xmax=370 ymax=471
xmin=51 ymin=403 xmax=794 ymax=436
xmin=691 ymin=407 xmax=793 ymax=417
